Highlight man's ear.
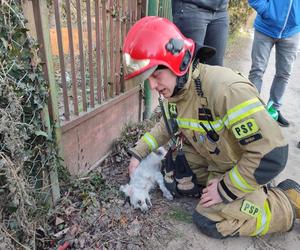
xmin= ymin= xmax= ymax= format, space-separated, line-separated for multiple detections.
xmin=120 ymin=184 xmax=132 ymax=196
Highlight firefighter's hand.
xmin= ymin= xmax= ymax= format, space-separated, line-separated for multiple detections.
xmin=200 ymin=179 xmax=223 ymax=208
xmin=128 ymin=157 xmax=140 ymax=176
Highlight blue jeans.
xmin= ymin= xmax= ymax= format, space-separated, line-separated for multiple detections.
xmin=172 ymin=2 xmax=229 ymax=66
xmin=249 ymin=30 xmax=300 ymax=109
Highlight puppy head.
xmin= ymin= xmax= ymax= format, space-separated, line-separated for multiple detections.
xmin=120 ymin=184 xmax=152 ymax=212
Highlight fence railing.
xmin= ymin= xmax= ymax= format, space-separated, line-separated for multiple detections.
xmin=47 ymin=0 xmax=143 ymax=121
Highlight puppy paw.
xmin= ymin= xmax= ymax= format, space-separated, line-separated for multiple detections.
xmin=163 ymin=191 xmax=174 ymax=200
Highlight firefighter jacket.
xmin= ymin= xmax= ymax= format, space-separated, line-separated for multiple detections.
xmin=130 ymin=62 xmax=289 ymax=203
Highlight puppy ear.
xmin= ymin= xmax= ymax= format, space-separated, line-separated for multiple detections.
xmin=120 ymin=184 xmax=132 ymax=196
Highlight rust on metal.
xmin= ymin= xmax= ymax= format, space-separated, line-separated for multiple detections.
xmin=66 ymin=0 xmax=79 ymax=116
xmin=76 ymin=0 xmax=87 ymax=112
xmin=101 ymin=0 xmax=108 ymax=100
xmin=115 ymin=1 xmax=121 ymax=95
xmin=95 ymin=0 xmax=102 ymax=104
xmin=109 ymin=0 xmax=115 ymax=98
xmin=86 ymin=0 xmax=95 ymax=108
xmin=54 ymin=0 xmax=70 ymax=120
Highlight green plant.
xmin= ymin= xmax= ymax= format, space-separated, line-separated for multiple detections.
xmin=0 ymin=0 xmax=63 ymax=248
xmin=228 ymin=0 xmax=252 ymax=34
xmin=168 ymin=208 xmax=193 ymax=224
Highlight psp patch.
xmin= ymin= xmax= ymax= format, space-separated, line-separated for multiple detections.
xmin=240 ymin=200 xmax=260 ymax=218
xmin=232 ymin=118 xmax=259 ymax=139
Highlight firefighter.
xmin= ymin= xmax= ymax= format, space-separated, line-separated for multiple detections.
xmin=123 ymin=16 xmax=300 ymax=238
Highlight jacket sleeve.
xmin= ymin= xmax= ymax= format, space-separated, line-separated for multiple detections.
xmin=215 ymin=81 xmax=288 ymax=202
xmin=248 ymin=0 xmax=269 ymax=16
xmin=129 ymin=116 xmax=171 ymax=161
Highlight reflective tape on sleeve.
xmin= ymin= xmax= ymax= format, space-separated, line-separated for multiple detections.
xmin=142 ymin=132 xmax=158 ymax=151
xmin=229 ymin=165 xmax=256 ymax=193
xmin=223 ymin=98 xmax=265 ymax=128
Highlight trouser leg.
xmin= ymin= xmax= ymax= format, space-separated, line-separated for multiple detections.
xmin=248 ymin=30 xmax=274 ymax=93
xmin=269 ymin=33 xmax=300 ymax=109
xmin=172 ymin=4 xmax=208 ymax=48
xmin=173 ymin=4 xmax=228 ymax=66
xmin=204 ymin=10 xmax=229 ymax=66
xmin=181 ymin=143 xmax=209 ymax=186
xmin=193 ymin=187 xmax=294 ymax=238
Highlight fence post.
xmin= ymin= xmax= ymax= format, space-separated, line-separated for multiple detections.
xmin=142 ymin=0 xmax=159 ymax=119
xmin=31 ymin=0 xmax=63 ymax=204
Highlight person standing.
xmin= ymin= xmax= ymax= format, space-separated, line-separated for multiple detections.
xmin=172 ymin=0 xmax=229 ymax=66
xmin=248 ymin=0 xmax=300 ymax=127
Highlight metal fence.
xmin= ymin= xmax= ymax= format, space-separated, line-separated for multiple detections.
xmin=48 ymin=0 xmax=143 ymax=121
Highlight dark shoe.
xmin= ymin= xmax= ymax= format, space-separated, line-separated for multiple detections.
xmin=277 ymin=111 xmax=290 ymax=127
xmin=277 ymin=179 xmax=300 ymax=218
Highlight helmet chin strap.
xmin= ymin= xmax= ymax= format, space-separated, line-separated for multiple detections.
xmin=171 ymin=72 xmax=189 ymax=97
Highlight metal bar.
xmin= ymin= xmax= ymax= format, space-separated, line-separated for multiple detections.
xmin=143 ymin=0 xmax=159 ymax=119
xmin=137 ymin=0 xmax=142 ymax=19
xmin=95 ymin=0 xmax=102 ymax=104
xmin=66 ymin=0 xmax=79 ymax=116
xmin=126 ymin=0 xmax=130 ymax=33
xmin=121 ymin=0 xmax=126 ymax=43
xmin=109 ymin=0 xmax=115 ymax=98
xmin=102 ymin=0 xmax=108 ymax=100
xmin=61 ymin=86 xmax=141 ymax=133
xmin=86 ymin=0 xmax=95 ymax=108
xmin=76 ymin=0 xmax=87 ymax=111
xmin=148 ymin=0 xmax=159 ymax=16
xmin=120 ymin=0 xmax=126 ymax=93
xmin=133 ymin=0 xmax=137 ymax=23
xmin=115 ymin=0 xmax=121 ymax=95
xmin=53 ymin=0 xmax=70 ymax=120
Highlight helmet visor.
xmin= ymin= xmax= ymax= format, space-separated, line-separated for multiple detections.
xmin=125 ymin=66 xmax=157 ymax=86
xmin=124 ymin=53 xmax=153 ymax=79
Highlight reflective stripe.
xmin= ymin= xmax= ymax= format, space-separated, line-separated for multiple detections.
xmin=223 ymin=98 xmax=264 ymax=128
xmin=177 ymin=98 xmax=264 ymax=133
xmin=229 ymin=165 xmax=256 ymax=193
xmin=250 ymin=200 xmax=272 ymax=236
xmin=176 ymin=118 xmax=224 ymax=133
xmin=142 ymin=132 xmax=158 ymax=151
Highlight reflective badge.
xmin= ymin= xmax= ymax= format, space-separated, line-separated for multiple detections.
xmin=240 ymin=200 xmax=260 ymax=218
xmin=232 ymin=118 xmax=259 ymax=139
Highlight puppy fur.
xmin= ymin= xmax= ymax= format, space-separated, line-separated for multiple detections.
xmin=120 ymin=147 xmax=173 ymax=212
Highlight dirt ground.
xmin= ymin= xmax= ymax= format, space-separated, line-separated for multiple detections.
xmin=45 ymin=27 xmax=300 ymax=250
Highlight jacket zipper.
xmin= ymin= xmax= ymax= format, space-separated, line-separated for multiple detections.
xmin=278 ymin=0 xmax=293 ymax=38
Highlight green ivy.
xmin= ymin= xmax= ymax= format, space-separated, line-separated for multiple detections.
xmin=228 ymin=0 xmax=252 ymax=34
xmin=0 ymin=0 xmax=62 ymax=248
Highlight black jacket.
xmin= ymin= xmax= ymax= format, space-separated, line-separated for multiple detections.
xmin=172 ymin=0 xmax=229 ymax=11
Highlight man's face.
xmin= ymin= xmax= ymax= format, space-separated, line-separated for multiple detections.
xmin=148 ymin=68 xmax=177 ymax=98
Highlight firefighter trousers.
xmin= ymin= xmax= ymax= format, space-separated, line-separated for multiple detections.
xmin=182 ymin=143 xmax=295 ymax=238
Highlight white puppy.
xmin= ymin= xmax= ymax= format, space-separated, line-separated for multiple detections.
xmin=120 ymin=147 xmax=173 ymax=212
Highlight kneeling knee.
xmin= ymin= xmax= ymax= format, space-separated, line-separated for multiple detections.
xmin=192 ymin=211 xmax=224 ymax=239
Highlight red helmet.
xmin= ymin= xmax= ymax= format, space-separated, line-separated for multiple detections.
xmin=123 ymin=16 xmax=195 ymax=83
